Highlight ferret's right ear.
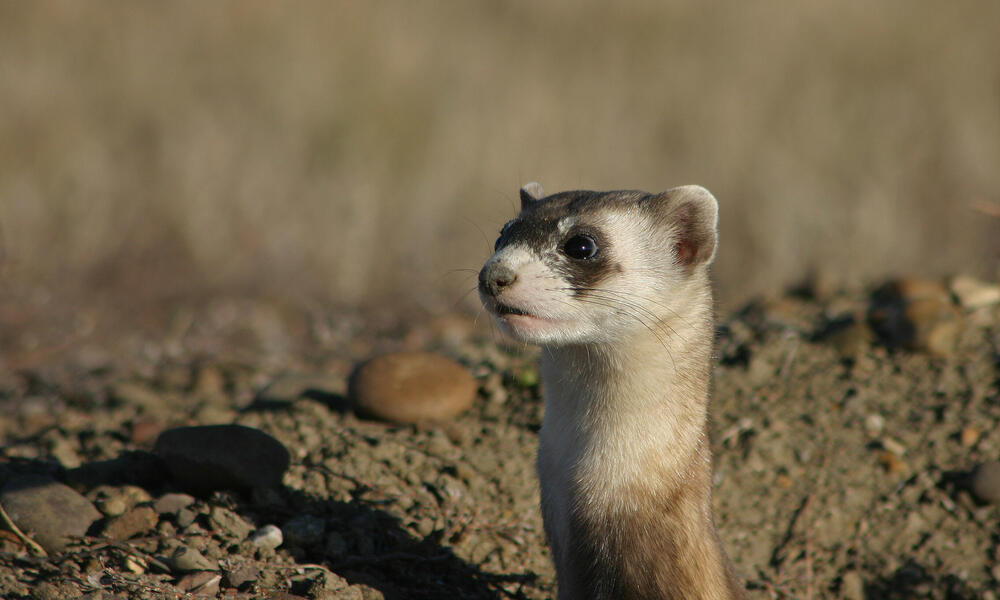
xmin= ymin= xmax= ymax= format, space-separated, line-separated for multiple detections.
xmin=520 ymin=182 xmax=545 ymax=209
xmin=652 ymin=185 xmax=719 ymax=269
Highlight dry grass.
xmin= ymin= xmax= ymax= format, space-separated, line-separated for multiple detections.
xmin=1 ymin=1 xmax=998 ymax=311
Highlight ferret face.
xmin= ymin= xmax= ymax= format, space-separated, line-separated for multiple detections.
xmin=478 ymin=184 xmax=718 ymax=347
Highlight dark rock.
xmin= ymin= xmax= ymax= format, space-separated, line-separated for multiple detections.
xmin=350 ymin=352 xmax=477 ymax=423
xmin=868 ymin=278 xmax=961 ymax=355
xmin=282 ymin=514 xmax=325 ymax=546
xmin=153 ymin=425 xmax=290 ymax=495
xmin=0 ymin=475 xmax=101 ymax=553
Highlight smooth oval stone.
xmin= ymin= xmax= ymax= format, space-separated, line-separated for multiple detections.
xmin=0 ymin=474 xmax=102 ymax=553
xmin=153 ymin=425 xmax=290 ymax=495
xmin=970 ymin=461 xmax=1000 ymax=504
xmin=350 ymin=352 xmax=477 ymax=424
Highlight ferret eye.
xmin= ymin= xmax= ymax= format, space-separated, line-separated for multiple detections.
xmin=563 ymin=234 xmax=598 ymax=260
xmin=493 ymin=235 xmax=503 ymax=251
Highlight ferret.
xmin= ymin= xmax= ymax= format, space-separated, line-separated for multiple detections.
xmin=478 ymin=183 xmax=745 ymax=600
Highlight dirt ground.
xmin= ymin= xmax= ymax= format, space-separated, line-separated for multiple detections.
xmin=0 ymin=274 xmax=998 ymax=599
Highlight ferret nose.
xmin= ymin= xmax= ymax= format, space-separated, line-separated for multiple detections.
xmin=479 ymin=262 xmax=517 ymax=297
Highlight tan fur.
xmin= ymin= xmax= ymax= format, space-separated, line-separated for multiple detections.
xmin=479 ymin=185 xmax=746 ymax=599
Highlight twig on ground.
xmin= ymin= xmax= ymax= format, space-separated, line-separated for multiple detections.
xmin=0 ymin=501 xmax=48 ymax=557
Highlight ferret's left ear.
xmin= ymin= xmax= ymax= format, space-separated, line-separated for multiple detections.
xmin=651 ymin=185 xmax=719 ymax=268
xmin=520 ymin=182 xmax=545 ymax=210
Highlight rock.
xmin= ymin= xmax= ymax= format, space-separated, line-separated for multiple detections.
xmin=350 ymin=352 xmax=478 ymax=423
xmin=283 ymin=514 xmax=326 ymax=547
xmin=153 ymin=425 xmax=290 ymax=494
xmin=168 ymin=545 xmax=216 ymax=572
xmin=970 ymin=461 xmax=1000 ymax=504
xmin=824 ymin=317 xmax=874 ymax=359
xmin=960 ymin=426 xmax=981 ymax=448
xmin=325 ymin=532 xmax=348 ymax=558
xmin=881 ymin=437 xmax=906 ymax=456
xmin=130 ymin=420 xmax=165 ymax=446
xmin=209 ymin=506 xmax=254 ymax=540
xmin=223 ymin=562 xmax=259 ymax=589
xmin=256 ymin=373 xmax=346 ymax=407
xmin=101 ymin=506 xmax=158 ymax=541
xmin=30 ymin=581 xmax=81 ymax=600
xmin=840 ymin=570 xmax=865 ymax=600
xmin=154 ymin=493 xmax=196 ymax=515
xmin=176 ymin=507 xmax=198 ymax=528
xmin=878 ymin=451 xmax=906 ymax=475
xmin=95 ymin=495 xmax=127 ymax=517
xmin=0 ymin=474 xmax=102 ymax=553
xmin=869 ymin=278 xmax=961 ymax=355
xmin=193 ymin=364 xmax=226 ymax=397
xmin=951 ymin=275 xmax=1000 ymax=309
xmin=90 ymin=485 xmax=153 ymax=518
xmin=109 ymin=381 xmax=162 ymax=409
xmin=249 ymin=524 xmax=283 ymax=549
xmin=864 ymin=414 xmax=885 ymax=436
xmin=123 ymin=554 xmax=147 ymax=574
xmin=176 ymin=571 xmax=221 ymax=595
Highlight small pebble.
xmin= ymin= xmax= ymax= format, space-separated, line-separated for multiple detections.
xmin=176 ymin=507 xmax=198 ymax=528
xmin=881 ymin=437 xmax=906 ymax=456
xmin=109 ymin=381 xmax=162 ymax=409
xmin=840 ymin=570 xmax=865 ymax=600
xmin=350 ymin=352 xmax=478 ymax=423
xmin=878 ymin=451 xmax=907 ymax=475
xmin=176 ymin=571 xmax=221 ymax=595
xmin=970 ymin=461 xmax=1000 ymax=504
xmin=96 ymin=495 xmax=128 ymax=518
xmin=168 ymin=545 xmax=216 ymax=573
xmin=960 ymin=426 xmax=981 ymax=448
xmin=824 ymin=317 xmax=874 ymax=359
xmin=950 ymin=275 xmax=1000 ymax=309
xmin=154 ymin=493 xmax=196 ymax=515
xmin=865 ymin=414 xmax=885 ymax=436
xmin=209 ymin=506 xmax=254 ymax=541
xmin=193 ymin=364 xmax=226 ymax=396
xmin=101 ymin=506 xmax=158 ymax=541
xmin=130 ymin=420 xmax=165 ymax=446
xmin=223 ymin=562 xmax=259 ymax=589
xmin=123 ymin=555 xmax=147 ymax=574
xmin=249 ymin=524 xmax=283 ymax=549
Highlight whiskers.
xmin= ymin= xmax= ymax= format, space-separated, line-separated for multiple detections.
xmin=550 ymin=286 xmax=694 ymax=370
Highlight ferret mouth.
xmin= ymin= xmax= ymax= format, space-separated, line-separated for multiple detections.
xmin=493 ymin=303 xmax=532 ymax=317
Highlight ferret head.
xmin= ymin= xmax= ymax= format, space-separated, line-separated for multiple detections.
xmin=478 ymin=183 xmax=718 ymax=347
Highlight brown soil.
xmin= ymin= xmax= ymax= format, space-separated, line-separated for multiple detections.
xmin=0 ymin=278 xmax=998 ymax=599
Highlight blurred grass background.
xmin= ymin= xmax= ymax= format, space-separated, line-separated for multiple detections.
xmin=1 ymin=1 xmax=998 ymax=313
